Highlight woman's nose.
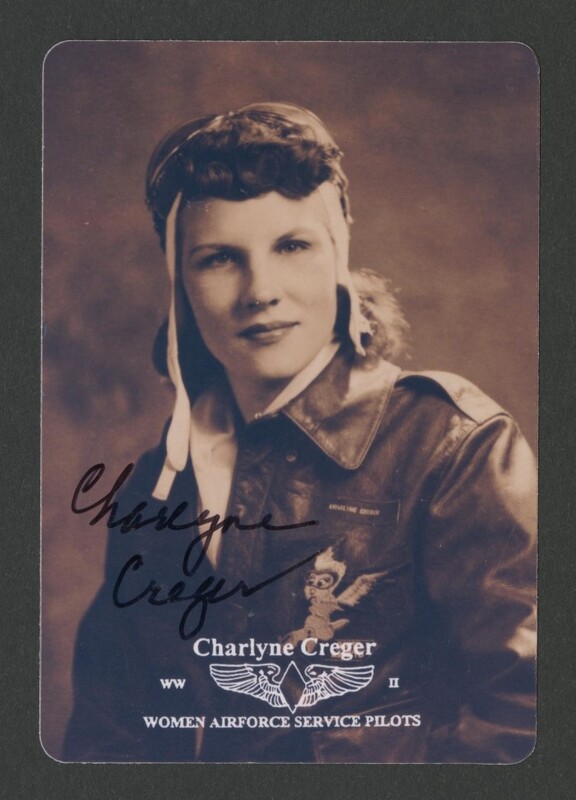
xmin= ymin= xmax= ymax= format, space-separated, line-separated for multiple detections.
xmin=242 ymin=255 xmax=281 ymax=310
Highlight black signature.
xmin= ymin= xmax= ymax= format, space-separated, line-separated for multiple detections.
xmin=72 ymin=463 xmax=322 ymax=639
xmin=113 ymin=544 xmax=323 ymax=640
xmin=71 ymin=463 xmax=319 ymax=537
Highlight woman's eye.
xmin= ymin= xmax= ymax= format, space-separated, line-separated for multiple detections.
xmin=277 ymin=240 xmax=310 ymax=255
xmin=198 ymin=251 xmax=235 ymax=269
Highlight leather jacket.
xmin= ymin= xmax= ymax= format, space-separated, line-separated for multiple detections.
xmin=64 ymin=348 xmax=536 ymax=763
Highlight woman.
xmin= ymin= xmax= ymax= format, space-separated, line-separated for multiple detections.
xmin=64 ymin=103 xmax=536 ymax=763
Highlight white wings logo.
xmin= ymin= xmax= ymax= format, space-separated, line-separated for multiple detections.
xmin=209 ymin=661 xmax=374 ymax=713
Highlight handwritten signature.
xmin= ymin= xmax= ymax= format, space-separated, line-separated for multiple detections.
xmin=72 ymin=462 xmax=318 ymax=537
xmin=112 ymin=547 xmax=322 ymax=640
xmin=71 ymin=463 xmax=322 ymax=639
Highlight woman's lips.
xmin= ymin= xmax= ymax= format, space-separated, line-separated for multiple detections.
xmin=238 ymin=321 xmax=299 ymax=344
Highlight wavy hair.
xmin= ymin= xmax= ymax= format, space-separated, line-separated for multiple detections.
xmin=147 ymin=104 xmax=409 ymax=391
xmin=146 ymin=103 xmax=351 ymax=251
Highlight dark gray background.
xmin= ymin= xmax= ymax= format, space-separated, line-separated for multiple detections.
xmin=41 ymin=40 xmax=538 ymax=761
xmin=1 ymin=0 xmax=573 ymax=795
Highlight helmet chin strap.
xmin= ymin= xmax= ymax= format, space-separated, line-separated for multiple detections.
xmin=153 ymin=192 xmax=190 ymax=500
xmin=316 ymin=181 xmax=371 ymax=356
xmin=152 ymin=183 xmax=371 ymax=501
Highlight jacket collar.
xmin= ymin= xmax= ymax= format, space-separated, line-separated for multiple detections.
xmin=281 ymin=348 xmax=400 ymax=470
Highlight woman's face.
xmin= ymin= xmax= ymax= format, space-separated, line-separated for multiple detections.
xmin=180 ymin=190 xmax=339 ymax=395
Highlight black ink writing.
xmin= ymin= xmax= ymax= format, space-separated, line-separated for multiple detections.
xmin=72 ymin=463 xmax=323 ymax=639
xmin=71 ymin=463 xmax=319 ymax=536
xmin=113 ymin=547 xmax=323 ymax=640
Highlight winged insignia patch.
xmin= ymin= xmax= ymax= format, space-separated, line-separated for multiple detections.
xmin=209 ymin=661 xmax=374 ymax=713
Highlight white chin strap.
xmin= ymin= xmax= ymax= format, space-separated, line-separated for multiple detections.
xmin=152 ymin=183 xmax=371 ymax=501
xmin=153 ymin=192 xmax=190 ymax=500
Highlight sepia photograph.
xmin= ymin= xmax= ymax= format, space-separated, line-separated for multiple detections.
xmin=41 ymin=41 xmax=538 ymax=763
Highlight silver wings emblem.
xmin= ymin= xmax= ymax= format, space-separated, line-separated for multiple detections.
xmin=208 ymin=663 xmax=286 ymax=708
xmin=209 ymin=661 xmax=374 ymax=713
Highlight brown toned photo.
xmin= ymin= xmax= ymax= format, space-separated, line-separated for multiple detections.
xmin=41 ymin=41 xmax=538 ymax=763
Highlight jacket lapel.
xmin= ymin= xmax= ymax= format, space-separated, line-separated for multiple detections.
xmin=282 ymin=351 xmax=400 ymax=470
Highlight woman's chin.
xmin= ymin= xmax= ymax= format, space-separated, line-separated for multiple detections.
xmin=224 ymin=349 xmax=317 ymax=388
xmin=233 ymin=366 xmax=299 ymax=389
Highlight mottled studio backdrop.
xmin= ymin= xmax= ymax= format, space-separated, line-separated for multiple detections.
xmin=42 ymin=42 xmax=538 ymax=758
